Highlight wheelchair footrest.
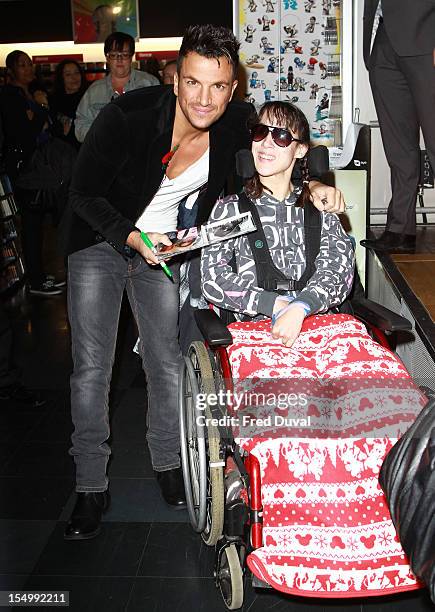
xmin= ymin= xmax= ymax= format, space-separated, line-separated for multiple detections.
xmin=251 ymin=573 xmax=272 ymax=589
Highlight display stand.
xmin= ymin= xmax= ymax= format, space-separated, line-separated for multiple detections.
xmin=0 ymin=175 xmax=25 ymax=296
xmin=235 ymin=0 xmax=352 ymax=150
xmin=330 ymin=123 xmax=371 ymax=287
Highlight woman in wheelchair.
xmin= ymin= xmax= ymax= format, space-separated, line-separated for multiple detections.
xmin=180 ymin=101 xmax=426 ymax=607
xmin=201 ymin=100 xmax=354 ymax=346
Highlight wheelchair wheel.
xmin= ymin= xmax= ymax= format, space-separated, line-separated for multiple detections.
xmin=188 ymin=342 xmax=225 ymax=546
xmin=179 ymin=355 xmax=207 ymax=533
xmin=218 ymin=543 xmax=244 ymax=610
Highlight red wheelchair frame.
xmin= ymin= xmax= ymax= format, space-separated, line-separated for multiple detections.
xmin=179 ymin=301 xmax=412 ymax=609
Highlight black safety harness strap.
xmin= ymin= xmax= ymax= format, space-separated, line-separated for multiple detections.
xmin=236 ymin=191 xmax=321 ymax=294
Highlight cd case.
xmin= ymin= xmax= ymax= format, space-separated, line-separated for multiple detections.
xmin=155 ymin=211 xmax=256 ymax=261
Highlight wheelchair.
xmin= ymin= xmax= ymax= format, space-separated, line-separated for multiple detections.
xmin=179 ymin=298 xmax=422 ymax=609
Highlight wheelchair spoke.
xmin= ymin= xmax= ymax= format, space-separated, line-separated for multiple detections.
xmin=180 ymin=343 xmax=225 ymax=544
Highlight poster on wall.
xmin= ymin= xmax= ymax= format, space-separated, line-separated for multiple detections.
xmin=238 ymin=0 xmax=342 ymax=148
xmin=71 ymin=0 xmax=139 ymax=44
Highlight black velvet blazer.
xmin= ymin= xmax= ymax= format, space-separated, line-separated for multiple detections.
xmin=63 ymin=85 xmax=253 ymax=256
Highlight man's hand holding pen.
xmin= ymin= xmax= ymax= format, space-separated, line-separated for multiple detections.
xmin=126 ymin=230 xmax=174 ymax=280
xmin=126 ymin=230 xmax=172 ymax=265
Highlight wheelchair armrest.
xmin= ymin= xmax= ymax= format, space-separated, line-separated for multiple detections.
xmin=351 ymin=298 xmax=412 ymax=333
xmin=194 ymin=309 xmax=233 ymax=348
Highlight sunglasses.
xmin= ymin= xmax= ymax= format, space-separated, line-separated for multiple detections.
xmin=251 ymin=123 xmax=301 ymax=147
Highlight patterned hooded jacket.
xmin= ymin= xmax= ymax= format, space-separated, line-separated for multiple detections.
xmin=201 ymin=188 xmax=355 ymax=320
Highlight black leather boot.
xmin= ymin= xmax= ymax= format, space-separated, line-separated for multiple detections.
xmin=64 ymin=491 xmax=110 ymax=540
xmin=155 ymin=467 xmax=187 ymax=508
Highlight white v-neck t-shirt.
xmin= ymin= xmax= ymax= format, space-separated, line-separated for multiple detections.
xmin=136 ymin=148 xmax=209 ymax=233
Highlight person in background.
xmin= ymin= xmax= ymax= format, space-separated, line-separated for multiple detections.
xmin=162 ymin=60 xmax=177 ymax=85
xmin=144 ymin=56 xmax=163 ymax=84
xmin=361 ymin=0 xmax=435 ymax=252
xmin=0 ymin=50 xmax=64 ymax=296
xmin=50 ymin=59 xmax=88 ymax=151
xmin=92 ymin=4 xmax=117 ymax=43
xmin=75 ymin=32 xmax=159 ymax=143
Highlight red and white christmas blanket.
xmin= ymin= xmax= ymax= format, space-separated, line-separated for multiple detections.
xmin=226 ymin=314 xmax=427 ymax=597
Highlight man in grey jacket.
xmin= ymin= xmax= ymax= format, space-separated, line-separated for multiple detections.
xmin=75 ymin=32 xmax=159 ymax=142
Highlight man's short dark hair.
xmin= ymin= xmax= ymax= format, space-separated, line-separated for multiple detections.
xmin=177 ymin=24 xmax=240 ymax=80
xmin=104 ymin=32 xmax=135 ymax=56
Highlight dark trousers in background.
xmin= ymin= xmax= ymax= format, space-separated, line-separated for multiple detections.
xmin=369 ymin=21 xmax=435 ymax=235
xmin=16 ymin=187 xmax=45 ymax=288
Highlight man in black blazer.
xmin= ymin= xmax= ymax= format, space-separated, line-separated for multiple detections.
xmin=361 ymin=0 xmax=435 ymax=251
xmin=62 ymin=24 xmax=344 ymax=540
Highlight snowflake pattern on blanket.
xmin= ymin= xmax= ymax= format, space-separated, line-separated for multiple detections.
xmin=226 ymin=314 xmax=427 ymax=597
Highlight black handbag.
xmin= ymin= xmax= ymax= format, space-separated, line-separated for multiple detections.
xmin=379 ymin=393 xmax=435 ymax=603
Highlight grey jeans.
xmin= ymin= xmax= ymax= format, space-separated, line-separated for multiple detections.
xmin=67 ymin=242 xmax=182 ymax=492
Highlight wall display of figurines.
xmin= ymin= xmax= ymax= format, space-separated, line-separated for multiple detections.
xmin=238 ymin=0 xmax=343 ymax=147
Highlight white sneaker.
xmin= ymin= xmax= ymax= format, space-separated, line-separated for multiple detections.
xmin=29 ymin=280 xmax=63 ymax=296
xmin=45 ymin=274 xmax=66 ymax=288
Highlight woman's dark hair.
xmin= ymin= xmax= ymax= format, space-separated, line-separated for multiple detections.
xmin=246 ymin=101 xmax=311 ymax=207
xmin=5 ymin=50 xmax=29 ymax=77
xmin=53 ymin=59 xmax=87 ymax=96
xmin=177 ymin=24 xmax=240 ymax=80
xmin=104 ymin=31 xmax=135 ymax=56
xmin=5 ymin=51 xmax=43 ymax=92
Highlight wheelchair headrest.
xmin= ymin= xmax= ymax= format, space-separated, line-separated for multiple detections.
xmin=236 ymin=149 xmax=256 ymax=180
xmin=308 ymin=145 xmax=330 ymax=177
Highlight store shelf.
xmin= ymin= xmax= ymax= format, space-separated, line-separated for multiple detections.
xmin=1 ymin=256 xmax=17 ymax=271
xmin=1 ymin=234 xmax=18 ymax=246
xmin=0 ymin=176 xmax=25 ymax=298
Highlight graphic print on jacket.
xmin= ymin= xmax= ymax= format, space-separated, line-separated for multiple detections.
xmin=201 ymin=189 xmax=354 ymax=319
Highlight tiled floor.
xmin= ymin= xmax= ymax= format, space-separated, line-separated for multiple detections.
xmin=1 ymin=233 xmax=435 ymax=611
